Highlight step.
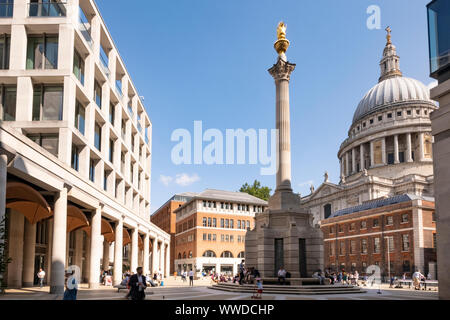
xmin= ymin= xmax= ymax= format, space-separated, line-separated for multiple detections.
xmin=209 ymin=286 xmax=366 ymax=295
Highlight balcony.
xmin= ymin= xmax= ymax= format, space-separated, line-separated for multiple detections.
xmin=78 ymin=12 xmax=93 ymax=48
xmin=0 ymin=1 xmax=13 ymax=17
xmin=99 ymin=54 xmax=110 ymax=78
xmin=29 ymin=1 xmax=67 ymax=17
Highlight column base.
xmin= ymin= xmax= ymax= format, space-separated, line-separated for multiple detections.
xmin=89 ymin=282 xmax=100 ymax=289
xmin=50 ymin=285 xmax=64 ymax=294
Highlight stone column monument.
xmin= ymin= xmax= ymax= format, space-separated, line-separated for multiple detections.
xmin=245 ymin=22 xmax=323 ymax=279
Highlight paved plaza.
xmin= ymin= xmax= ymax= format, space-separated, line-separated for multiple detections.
xmin=0 ymin=277 xmax=438 ymax=301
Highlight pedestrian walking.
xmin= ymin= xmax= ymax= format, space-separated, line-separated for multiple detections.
xmin=128 ymin=267 xmax=147 ymax=300
xmin=189 ymin=269 xmax=194 ymax=286
xmin=37 ymin=268 xmax=46 ymax=289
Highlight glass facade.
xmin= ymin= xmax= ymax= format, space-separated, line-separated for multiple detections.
xmin=0 ymin=0 xmax=13 ymax=17
xmin=29 ymin=0 xmax=66 ymax=17
xmin=0 ymin=85 xmax=16 ymax=121
xmin=73 ymin=50 xmax=85 ymax=85
xmin=27 ymin=134 xmax=59 ymax=156
xmin=0 ymin=34 xmax=10 ymax=69
xmin=428 ymin=0 xmax=450 ymax=78
xmin=74 ymin=100 xmax=85 ymax=135
xmin=32 ymin=86 xmax=63 ymax=121
xmin=26 ymin=35 xmax=58 ymax=69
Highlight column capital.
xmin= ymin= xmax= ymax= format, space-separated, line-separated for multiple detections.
xmin=268 ymin=58 xmax=296 ymax=81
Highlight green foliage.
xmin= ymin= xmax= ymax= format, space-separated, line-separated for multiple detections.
xmin=239 ymin=180 xmax=272 ymax=201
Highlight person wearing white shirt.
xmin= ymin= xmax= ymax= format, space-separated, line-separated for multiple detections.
xmin=188 ymin=270 xmax=194 ymax=286
xmin=37 ymin=269 xmax=46 ymax=288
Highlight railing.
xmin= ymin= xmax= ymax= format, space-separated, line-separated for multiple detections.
xmin=29 ymin=2 xmax=67 ymax=17
xmin=78 ymin=17 xmax=93 ymax=48
xmin=0 ymin=2 xmax=13 ymax=17
xmin=99 ymin=54 xmax=110 ymax=78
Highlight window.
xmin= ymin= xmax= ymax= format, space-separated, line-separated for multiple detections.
xmin=386 ymin=216 xmax=394 ymax=226
xmin=329 ymin=242 xmax=335 ymax=256
xmin=27 ymin=35 xmax=58 ymax=69
xmin=339 ymin=241 xmax=345 ymax=255
xmin=370 ymin=119 xmax=374 ymax=124
xmin=0 ymin=34 xmax=10 ymax=69
xmin=349 ymin=223 xmax=355 ymax=231
xmin=212 ymin=234 xmax=216 ymax=241
xmin=403 ymin=260 xmax=411 ymax=273
xmin=230 ymin=235 xmax=234 ymax=242
xmin=338 ymin=224 xmax=343 ymax=233
xmin=127 ymin=102 xmax=133 ymax=117
xmin=378 ymin=115 xmax=383 ymax=121
xmin=212 ymin=218 xmax=216 ymax=228
xmin=89 ymin=159 xmax=95 ymax=182
xmin=361 ymin=239 xmax=368 ymax=254
xmin=407 ymin=110 xmax=412 ymax=116
xmin=109 ymin=139 xmax=114 ymax=163
xmin=202 ymin=250 xmax=216 ymax=258
xmin=94 ymin=123 xmax=102 ymax=151
xmin=27 ymin=134 xmax=58 ymax=156
xmin=0 ymin=85 xmax=16 ymax=121
xmin=207 ymin=234 xmax=211 ymax=241
xmin=402 ymin=234 xmax=410 ymax=251
xmin=350 ymin=240 xmax=356 ymax=254
xmin=32 ymin=86 xmax=63 ymax=121
xmin=0 ymin=0 xmax=13 ymax=17
xmin=388 ymin=153 xmax=395 ymax=165
xmin=109 ymin=103 xmax=115 ymax=124
xmin=221 ymin=234 xmax=224 ymax=242
xmin=246 ymin=221 xmax=250 ymax=229
xmin=374 ymin=238 xmax=380 ymax=253
xmin=73 ymin=50 xmax=85 ymax=85
xmin=103 ymin=170 xmax=108 ymax=191
xmin=225 ymin=219 xmax=229 ymax=228
xmin=188 ymin=251 xmax=193 ymax=258
xmin=401 ymin=214 xmax=409 ymax=223
xmin=29 ymin=0 xmax=66 ymax=17
xmin=230 ymin=219 xmax=234 ymax=229
xmin=373 ymin=218 xmax=379 ymax=228
xmin=74 ymin=101 xmax=85 ymax=135
xmin=237 ymin=220 xmax=241 ymax=229
xmin=202 ymin=217 xmax=207 ymax=227
xmin=225 ymin=235 xmax=229 ymax=242
xmin=238 ymin=252 xmax=245 ymax=258
xmin=329 ymin=226 xmax=334 ymax=234
xmin=220 ymin=218 xmax=224 ymax=228
xmin=397 ymin=111 xmax=402 ymax=117
xmin=360 ymin=220 xmax=367 ymax=229
xmin=71 ymin=145 xmax=79 ymax=171
xmin=324 ymin=204 xmax=332 ymax=219
xmin=94 ymin=80 xmax=102 ymax=107
xmin=207 ymin=217 xmax=212 ymax=227
xmin=220 ymin=251 xmax=233 ymax=258
xmin=387 ymin=113 xmax=392 ymax=118
xmin=202 ymin=233 xmax=206 ymax=241
xmin=387 ymin=236 xmax=394 ymax=252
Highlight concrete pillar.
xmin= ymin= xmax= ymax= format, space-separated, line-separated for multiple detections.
xmin=50 ymin=187 xmax=68 ymax=294
xmin=22 ymin=219 xmax=37 ymax=287
xmin=102 ymin=238 xmax=110 ymax=271
xmin=360 ymin=144 xmax=364 ymax=171
xmin=412 ymin=200 xmax=425 ymax=273
xmin=74 ymin=229 xmax=83 ymax=273
xmin=165 ymin=242 xmax=170 ymax=278
xmin=0 ymin=154 xmax=7 ymax=283
xmin=89 ymin=207 xmax=102 ymax=289
xmin=151 ymin=237 xmax=158 ymax=274
xmin=130 ymin=228 xmax=138 ymax=272
xmin=160 ymin=241 xmax=165 ymax=277
xmin=113 ymin=219 xmax=123 ymax=285
xmin=418 ymin=132 xmax=425 ymax=162
xmin=351 ymin=148 xmax=357 ymax=173
xmin=394 ymin=135 xmax=400 ymax=164
xmin=370 ymin=141 xmax=375 ymax=167
xmin=406 ymin=133 xmax=413 ymax=162
xmin=143 ymin=233 xmax=150 ymax=275
xmin=7 ymin=211 xmax=24 ymax=288
xmin=381 ymin=137 xmax=387 ymax=165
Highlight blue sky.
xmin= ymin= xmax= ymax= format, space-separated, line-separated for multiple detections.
xmin=96 ymin=0 xmax=435 ymax=213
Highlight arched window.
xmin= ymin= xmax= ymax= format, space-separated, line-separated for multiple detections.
xmin=220 ymin=251 xmax=234 ymax=258
xmin=183 ymin=252 xmax=186 ymax=259
xmin=178 ymin=253 xmax=181 ymax=259
xmin=188 ymin=251 xmax=193 ymax=258
xmin=324 ymin=204 xmax=332 ymax=219
xmin=202 ymin=250 xmax=216 ymax=257
xmin=237 ymin=251 xmax=245 ymax=258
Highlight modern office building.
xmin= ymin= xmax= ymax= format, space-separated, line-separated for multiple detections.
xmin=427 ymin=0 xmax=450 ymax=300
xmin=174 ymin=189 xmax=267 ymax=275
xmin=151 ymin=192 xmax=196 ymax=274
xmin=321 ymin=195 xmax=436 ymax=279
xmin=0 ymin=0 xmax=170 ymax=294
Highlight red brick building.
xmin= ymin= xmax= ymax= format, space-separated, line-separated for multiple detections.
xmin=320 ymin=194 xmax=437 ymax=279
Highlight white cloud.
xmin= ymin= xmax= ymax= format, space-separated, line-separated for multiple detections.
xmin=159 ymin=175 xmax=173 ymax=187
xmin=298 ymin=180 xmax=314 ymax=188
xmin=175 ymin=173 xmax=200 ymax=186
xmin=428 ymin=81 xmax=438 ymax=91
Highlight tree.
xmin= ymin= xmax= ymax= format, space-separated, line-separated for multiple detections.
xmin=239 ymin=180 xmax=272 ymax=201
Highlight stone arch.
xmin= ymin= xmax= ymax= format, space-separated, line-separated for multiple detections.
xmin=202 ymin=250 xmax=216 ymax=257
xmin=67 ymin=205 xmax=89 ymax=232
xmin=6 ymin=182 xmax=52 ymax=224
xmin=81 ymin=218 xmax=115 ymax=243
xmin=220 ymin=251 xmax=234 ymax=258
xmin=123 ymin=229 xmax=131 ymax=246
xmin=237 ymin=251 xmax=245 ymax=258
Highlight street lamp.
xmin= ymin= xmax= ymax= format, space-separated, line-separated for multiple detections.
xmin=385 ymin=236 xmax=391 ymax=283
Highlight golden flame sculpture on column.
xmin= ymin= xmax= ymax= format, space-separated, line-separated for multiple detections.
xmin=274 ymin=22 xmax=290 ymax=59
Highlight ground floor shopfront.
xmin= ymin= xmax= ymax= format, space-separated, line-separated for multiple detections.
xmin=0 ymin=125 xmax=170 ymax=293
xmin=174 ymin=257 xmax=243 ymax=276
